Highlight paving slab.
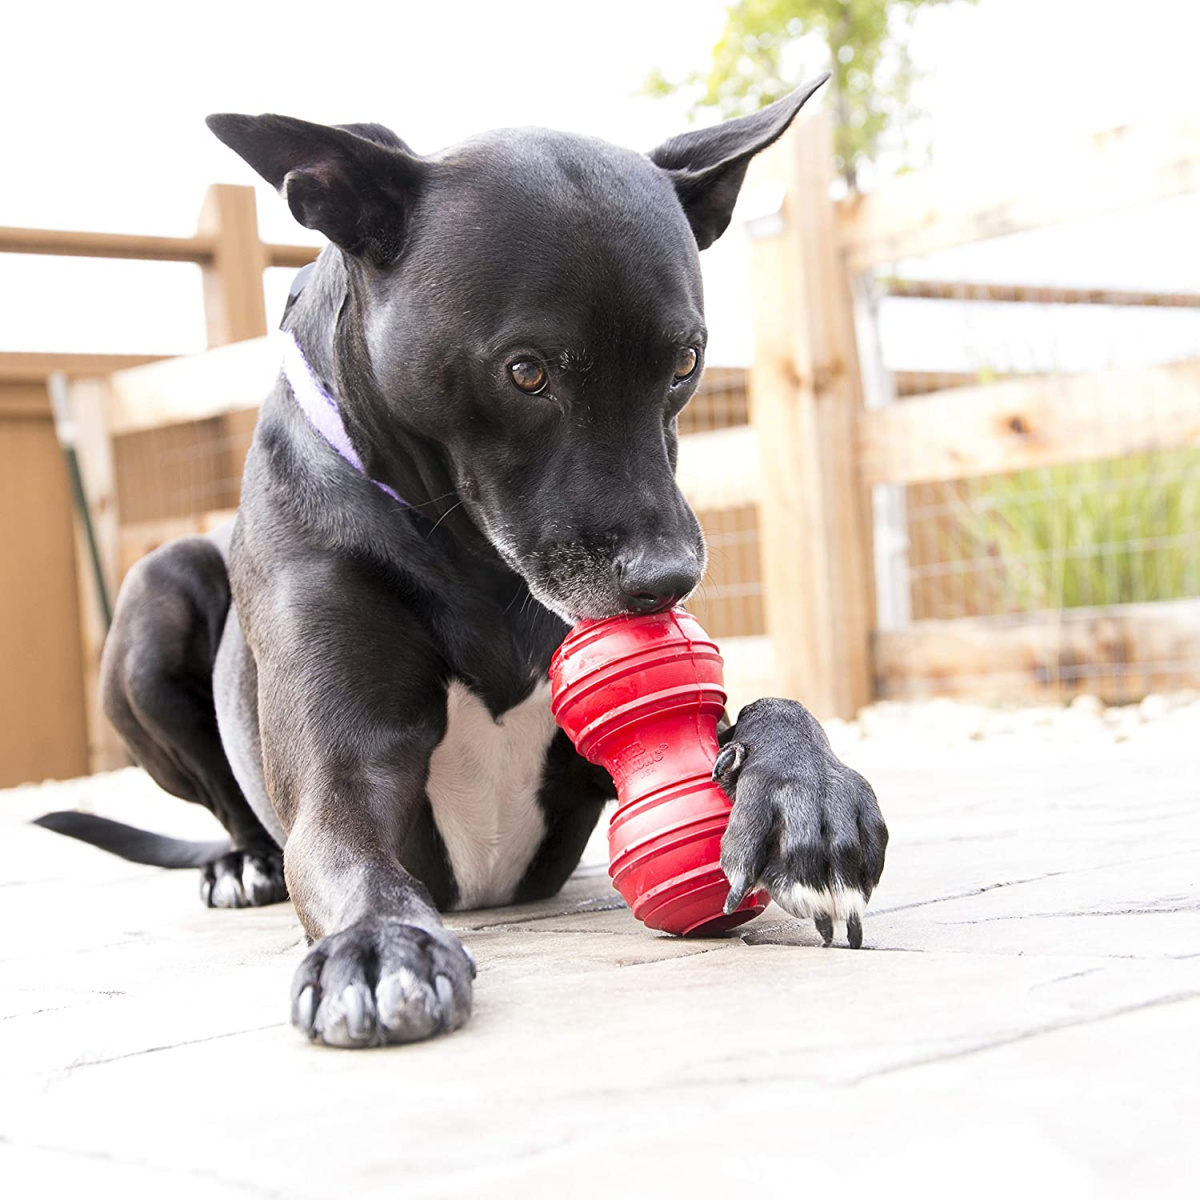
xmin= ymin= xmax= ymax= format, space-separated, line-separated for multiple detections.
xmin=1 ymin=740 xmax=1197 ymax=1197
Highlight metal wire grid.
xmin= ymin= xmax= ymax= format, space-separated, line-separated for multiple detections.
xmin=881 ymin=280 xmax=1200 ymax=703
xmin=113 ymin=414 xmax=255 ymax=524
xmin=115 ymin=367 xmax=753 ymax=522
xmin=906 ymin=461 xmax=1200 ymax=621
xmin=676 ymin=367 xmax=749 ymax=435
xmin=687 ymin=503 xmax=766 ymax=639
xmin=108 ymin=282 xmax=1200 ymax=702
xmin=111 ymin=372 xmax=766 ymax=640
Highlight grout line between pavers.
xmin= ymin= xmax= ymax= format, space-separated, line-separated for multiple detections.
xmin=21 ymin=1020 xmax=287 ymax=1081
xmin=871 ymin=844 xmax=1200 ymax=918
xmin=0 ymin=1133 xmax=284 ymax=1200
xmin=847 ymin=989 xmax=1200 ymax=1086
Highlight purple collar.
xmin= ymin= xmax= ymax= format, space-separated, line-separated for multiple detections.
xmin=281 ymin=331 xmax=407 ymax=506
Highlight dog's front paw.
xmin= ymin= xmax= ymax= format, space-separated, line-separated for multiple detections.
xmin=291 ymin=917 xmax=475 ymax=1048
xmin=714 ymin=698 xmax=888 ymax=948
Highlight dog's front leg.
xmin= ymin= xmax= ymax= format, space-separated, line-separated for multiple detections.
xmin=713 ymin=699 xmax=888 ymax=948
xmin=250 ymin=592 xmax=474 ymax=1048
xmin=282 ymin=756 xmax=476 ymax=1050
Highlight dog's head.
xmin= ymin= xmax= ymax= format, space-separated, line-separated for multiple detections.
xmin=208 ymin=79 xmax=826 ymax=621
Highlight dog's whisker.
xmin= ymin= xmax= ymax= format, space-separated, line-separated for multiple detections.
xmin=503 ymin=584 xmax=525 ymax=616
xmin=410 ymin=489 xmax=461 ymax=510
xmin=425 ymin=499 xmax=465 ymax=538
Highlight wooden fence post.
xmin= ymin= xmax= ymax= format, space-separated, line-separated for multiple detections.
xmin=51 ymin=374 xmax=129 ymax=774
xmin=196 ymin=182 xmax=269 ymax=535
xmin=196 ymin=184 xmax=268 ymax=347
xmin=744 ymin=111 xmax=875 ymax=719
xmin=853 ymin=273 xmax=911 ymax=633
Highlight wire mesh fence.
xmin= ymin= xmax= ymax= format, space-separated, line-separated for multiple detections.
xmin=107 ymin=369 xmax=770 ymax=640
xmin=675 ymin=367 xmax=749 ymax=435
xmin=686 ymin=503 xmax=766 ymax=639
xmin=905 ymin=452 xmax=1200 ymax=622
xmin=113 ymin=414 xmax=254 ymax=524
xmin=870 ymin=239 xmax=1200 ymax=704
xmin=105 ymin=261 xmax=1200 ymax=709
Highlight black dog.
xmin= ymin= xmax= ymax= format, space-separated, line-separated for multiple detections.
xmin=39 ymin=76 xmax=887 ymax=1048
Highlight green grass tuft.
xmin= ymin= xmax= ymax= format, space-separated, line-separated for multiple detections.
xmin=939 ymin=449 xmax=1200 ymax=613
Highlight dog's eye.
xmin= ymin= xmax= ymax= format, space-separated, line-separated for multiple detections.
xmin=509 ymin=361 xmax=548 ymax=395
xmin=673 ymin=347 xmax=699 ymax=382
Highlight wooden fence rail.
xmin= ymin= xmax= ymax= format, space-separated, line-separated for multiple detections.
xmin=837 ymin=120 xmax=1200 ymax=270
xmin=881 ymin=280 xmax=1200 ymax=309
xmin=859 ymin=359 xmax=1200 ymax=487
xmin=0 ymin=224 xmax=316 ymax=268
xmin=875 ymin=600 xmax=1200 ymax=703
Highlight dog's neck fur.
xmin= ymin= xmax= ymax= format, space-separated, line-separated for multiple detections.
xmin=268 ymin=247 xmax=568 ymax=709
xmin=283 ymin=250 xmax=465 ymax=526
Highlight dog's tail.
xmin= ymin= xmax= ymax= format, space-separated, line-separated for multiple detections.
xmin=33 ymin=811 xmax=230 ymax=868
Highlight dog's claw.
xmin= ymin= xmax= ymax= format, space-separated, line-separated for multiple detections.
xmin=723 ymin=872 xmax=751 ymax=916
xmin=342 ymin=985 xmax=369 ymax=1041
xmin=815 ymin=914 xmax=834 ymax=946
xmin=847 ymin=913 xmax=863 ymax=950
xmin=295 ymin=984 xmax=317 ymax=1034
xmin=434 ymin=975 xmax=455 ymax=1030
xmin=712 ymin=742 xmax=746 ymax=789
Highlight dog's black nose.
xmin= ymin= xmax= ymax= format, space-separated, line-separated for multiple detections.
xmin=616 ymin=555 xmax=699 ymax=615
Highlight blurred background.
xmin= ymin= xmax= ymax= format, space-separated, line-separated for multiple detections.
xmin=2 ymin=0 xmax=1198 ymax=787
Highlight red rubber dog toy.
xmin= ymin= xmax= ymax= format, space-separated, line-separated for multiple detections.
xmin=549 ymin=608 xmax=768 ymax=936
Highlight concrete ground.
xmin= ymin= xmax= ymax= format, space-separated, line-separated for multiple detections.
xmin=1 ymin=706 xmax=1197 ymax=1198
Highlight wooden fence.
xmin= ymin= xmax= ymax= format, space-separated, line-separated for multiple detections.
xmin=2 ymin=114 xmax=1199 ymax=782
xmin=744 ymin=112 xmax=1200 ymax=714
xmin=0 ymin=188 xmax=318 ymax=784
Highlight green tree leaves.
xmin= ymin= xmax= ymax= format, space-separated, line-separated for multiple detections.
xmin=647 ymin=0 xmax=976 ymax=191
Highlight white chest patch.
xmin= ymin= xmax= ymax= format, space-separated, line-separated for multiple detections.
xmin=425 ymin=679 xmax=557 ymax=910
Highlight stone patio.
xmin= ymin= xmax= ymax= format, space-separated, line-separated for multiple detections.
xmin=1 ymin=725 xmax=1197 ymax=1197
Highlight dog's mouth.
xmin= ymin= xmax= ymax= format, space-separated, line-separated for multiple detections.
xmin=487 ymin=528 xmax=626 ymax=624
xmin=456 ymin=470 xmax=703 ymax=624
xmin=469 ymin=508 xmax=676 ymax=624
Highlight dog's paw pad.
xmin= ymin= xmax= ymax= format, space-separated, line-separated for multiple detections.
xmin=201 ymin=848 xmax=287 ymax=909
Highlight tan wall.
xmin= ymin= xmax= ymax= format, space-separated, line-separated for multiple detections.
xmin=0 ymin=383 xmax=89 ymax=786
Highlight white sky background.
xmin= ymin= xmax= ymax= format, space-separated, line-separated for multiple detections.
xmin=1 ymin=0 xmax=1198 ymax=367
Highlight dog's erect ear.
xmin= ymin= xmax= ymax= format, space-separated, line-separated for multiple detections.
xmin=648 ymin=75 xmax=829 ymax=250
xmin=205 ymin=114 xmax=425 ymax=265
